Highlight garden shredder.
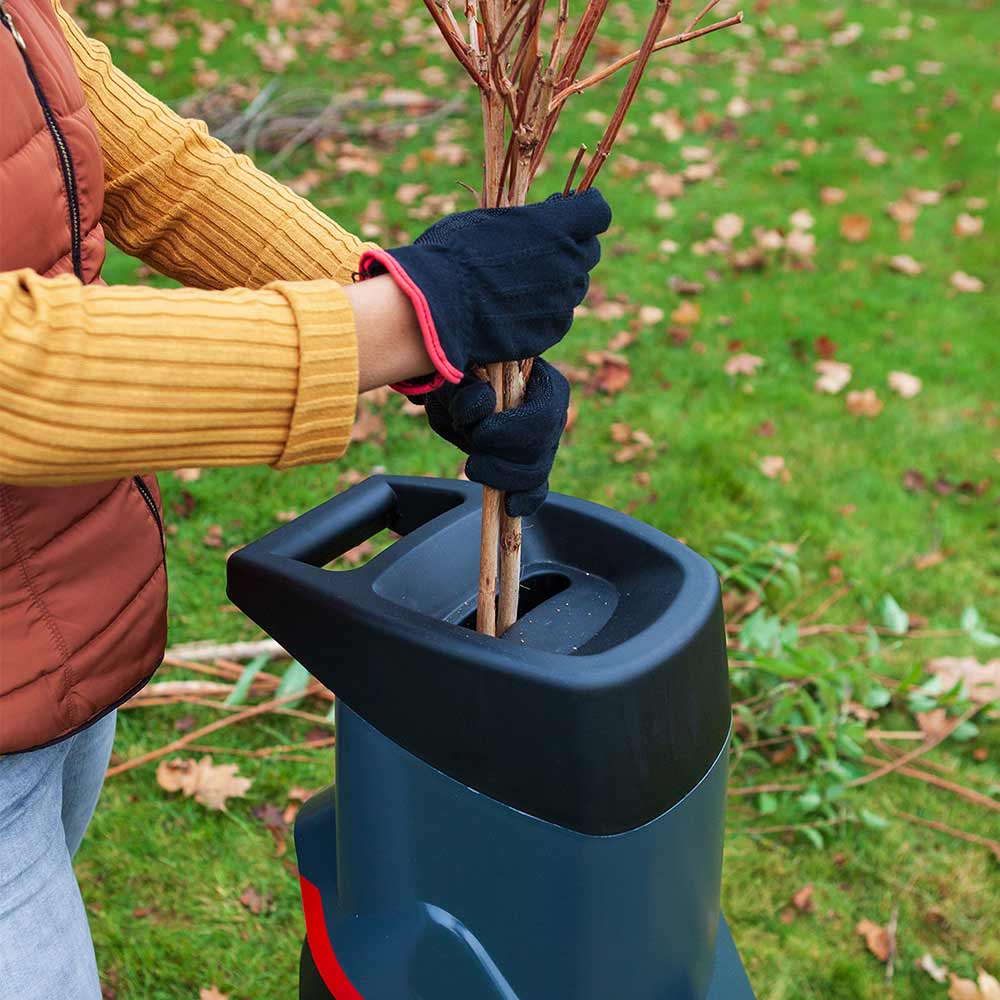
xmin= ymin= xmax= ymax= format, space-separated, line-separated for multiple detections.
xmin=227 ymin=475 xmax=755 ymax=999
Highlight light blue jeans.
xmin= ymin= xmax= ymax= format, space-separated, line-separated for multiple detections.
xmin=0 ymin=711 xmax=116 ymax=1000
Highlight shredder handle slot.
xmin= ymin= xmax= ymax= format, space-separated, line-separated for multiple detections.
xmin=259 ymin=476 xmax=476 ymax=569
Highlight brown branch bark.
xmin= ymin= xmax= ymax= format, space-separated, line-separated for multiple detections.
xmin=896 ymin=811 xmax=1000 ymax=862
xmin=551 ymin=12 xmax=743 ymax=109
xmin=577 ymin=0 xmax=675 ymax=190
xmin=423 ymin=0 xmax=490 ymax=88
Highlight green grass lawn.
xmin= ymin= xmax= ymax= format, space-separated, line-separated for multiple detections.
xmin=67 ymin=0 xmax=999 ymax=996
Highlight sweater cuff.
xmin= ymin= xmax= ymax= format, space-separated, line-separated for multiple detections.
xmin=268 ymin=280 xmax=359 ymax=470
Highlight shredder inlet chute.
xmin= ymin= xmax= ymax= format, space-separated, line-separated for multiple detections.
xmin=227 ymin=475 xmax=755 ymax=1000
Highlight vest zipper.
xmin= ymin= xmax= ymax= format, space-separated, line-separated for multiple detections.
xmin=132 ymin=476 xmax=166 ymax=553
xmin=2 ymin=0 xmax=83 ymax=280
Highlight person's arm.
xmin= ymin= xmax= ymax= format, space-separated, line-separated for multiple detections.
xmin=53 ymin=0 xmax=374 ymax=290
xmin=0 ymin=270 xmax=429 ymax=487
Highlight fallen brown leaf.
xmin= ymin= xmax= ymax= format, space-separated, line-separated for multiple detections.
xmin=759 ymin=455 xmax=790 ymax=482
xmin=156 ymin=756 xmax=252 ymax=812
xmin=927 ymin=657 xmax=1000 ymax=705
xmin=724 ymin=353 xmax=764 ymax=377
xmin=948 ymin=970 xmax=1000 ymax=1000
xmin=951 ymin=271 xmax=984 ymax=293
xmin=792 ymin=884 xmax=815 ymax=913
xmin=173 ymin=467 xmax=202 ymax=482
xmin=846 ymin=388 xmax=884 ymax=417
xmin=815 ymin=360 xmax=852 ymax=394
xmin=856 ymin=918 xmax=891 ymax=962
xmin=916 ymin=953 xmax=948 ymax=983
xmin=671 ymin=300 xmax=701 ymax=326
xmin=200 ymin=988 xmax=229 ymax=1000
xmin=888 ymin=254 xmax=922 ymax=276
xmin=840 ymin=214 xmax=871 ymax=242
xmin=888 ymin=370 xmax=922 ymax=399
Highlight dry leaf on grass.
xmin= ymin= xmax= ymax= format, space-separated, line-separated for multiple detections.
xmin=954 ymin=213 xmax=983 ymax=237
xmin=888 ymin=370 xmax=922 ymax=398
xmin=951 ymin=271 xmax=985 ymax=293
xmin=916 ymin=708 xmax=949 ymax=738
xmin=916 ymin=953 xmax=949 ymax=983
xmin=713 ymin=213 xmax=744 ymax=241
xmin=789 ymin=209 xmax=814 ymax=230
xmin=927 ymin=657 xmax=1000 ymax=705
xmin=856 ymin=918 xmax=891 ymax=962
xmin=671 ymin=300 xmax=701 ymax=326
xmin=200 ymin=988 xmax=229 ymax=1000
xmin=156 ymin=756 xmax=252 ymax=812
xmin=638 ymin=305 xmax=665 ymax=325
xmin=791 ymin=884 xmax=814 ymax=913
xmin=821 ymin=186 xmax=847 ymax=204
xmin=949 ymin=971 xmax=1000 ymax=1000
xmin=889 ymin=254 xmax=922 ymax=276
xmin=587 ymin=353 xmax=632 ymax=395
xmin=846 ymin=388 xmax=884 ymax=417
xmin=725 ymin=353 xmax=764 ymax=377
xmin=759 ymin=455 xmax=791 ymax=482
xmin=239 ymin=886 xmax=272 ymax=916
xmin=173 ymin=468 xmax=202 ymax=482
xmin=815 ymin=360 xmax=852 ymax=394
xmin=840 ymin=214 xmax=872 ymax=242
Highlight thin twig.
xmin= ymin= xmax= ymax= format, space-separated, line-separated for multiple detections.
xmin=862 ymin=756 xmax=1000 ymax=813
xmin=551 ymin=12 xmax=743 ymax=109
xmin=846 ymin=704 xmax=982 ymax=789
xmin=423 ymin=0 xmax=490 ymax=88
xmin=896 ymin=811 xmax=1000 ymax=862
xmin=563 ymin=143 xmax=588 ymax=195
xmin=165 ymin=639 xmax=285 ymax=662
xmin=685 ymin=0 xmax=724 ymax=32
xmin=885 ymin=905 xmax=899 ymax=980
xmin=106 ymin=686 xmax=330 ymax=778
xmin=578 ymin=0 xmax=675 ymax=190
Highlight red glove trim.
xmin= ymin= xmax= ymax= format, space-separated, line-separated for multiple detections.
xmin=300 ymin=875 xmax=366 ymax=1000
xmin=358 ymin=248 xmax=464 ymax=387
xmin=391 ymin=372 xmax=447 ymax=396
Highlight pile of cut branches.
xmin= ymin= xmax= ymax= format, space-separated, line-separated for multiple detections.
xmin=419 ymin=0 xmax=744 ymax=634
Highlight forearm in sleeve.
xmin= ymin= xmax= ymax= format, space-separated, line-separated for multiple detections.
xmin=0 ymin=270 xmax=357 ymax=486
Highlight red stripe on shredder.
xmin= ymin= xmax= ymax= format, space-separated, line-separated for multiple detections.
xmin=300 ymin=875 xmax=366 ymax=1000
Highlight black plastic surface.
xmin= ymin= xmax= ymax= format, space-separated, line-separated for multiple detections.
xmin=227 ymin=476 xmax=731 ymax=835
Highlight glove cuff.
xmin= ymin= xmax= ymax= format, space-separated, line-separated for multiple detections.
xmin=357 ymin=248 xmax=464 ymax=392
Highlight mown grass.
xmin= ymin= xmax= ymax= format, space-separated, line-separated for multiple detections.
xmin=68 ymin=0 xmax=1000 ymax=996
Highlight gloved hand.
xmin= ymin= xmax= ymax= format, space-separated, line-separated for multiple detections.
xmin=358 ymin=189 xmax=611 ymax=393
xmin=415 ymin=359 xmax=570 ymax=517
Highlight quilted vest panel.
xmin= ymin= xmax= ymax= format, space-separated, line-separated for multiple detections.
xmin=1 ymin=0 xmax=167 ymax=753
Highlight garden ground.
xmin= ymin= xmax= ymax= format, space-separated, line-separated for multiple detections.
xmin=65 ymin=0 xmax=998 ymax=996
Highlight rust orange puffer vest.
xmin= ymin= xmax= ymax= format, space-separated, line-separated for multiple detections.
xmin=0 ymin=0 xmax=167 ymax=753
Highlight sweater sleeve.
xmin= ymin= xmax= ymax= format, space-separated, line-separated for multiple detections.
xmin=53 ymin=0 xmax=378 ymax=290
xmin=0 ymin=270 xmax=358 ymax=486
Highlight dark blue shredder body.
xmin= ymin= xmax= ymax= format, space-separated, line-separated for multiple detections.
xmin=227 ymin=476 xmax=755 ymax=999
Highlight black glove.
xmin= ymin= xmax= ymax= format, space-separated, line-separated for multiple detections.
xmin=417 ymin=359 xmax=570 ymax=517
xmin=358 ymin=190 xmax=611 ymax=393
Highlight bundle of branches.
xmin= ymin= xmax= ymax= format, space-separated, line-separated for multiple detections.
xmin=421 ymin=0 xmax=743 ymax=635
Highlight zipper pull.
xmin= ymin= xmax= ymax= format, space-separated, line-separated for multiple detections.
xmin=0 ymin=0 xmax=26 ymax=51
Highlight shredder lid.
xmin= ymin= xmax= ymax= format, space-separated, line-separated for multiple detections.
xmin=227 ymin=476 xmax=731 ymax=835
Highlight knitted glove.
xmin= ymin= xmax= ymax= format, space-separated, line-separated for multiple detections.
xmin=358 ymin=189 xmax=611 ymax=394
xmin=417 ymin=359 xmax=570 ymax=517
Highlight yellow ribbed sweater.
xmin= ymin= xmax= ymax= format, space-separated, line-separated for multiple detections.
xmin=0 ymin=0 xmax=378 ymax=486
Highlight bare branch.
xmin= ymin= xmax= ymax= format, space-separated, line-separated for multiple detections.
xmin=551 ymin=11 xmax=743 ymax=109
xmin=685 ymin=0 xmax=723 ymax=32
xmin=423 ymin=0 xmax=490 ymax=88
xmin=563 ymin=143 xmax=587 ymax=195
xmin=578 ymin=0 xmax=675 ymax=190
